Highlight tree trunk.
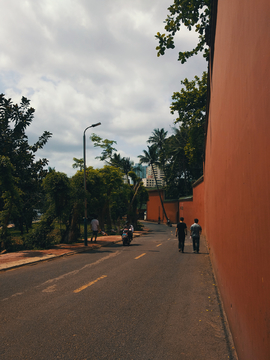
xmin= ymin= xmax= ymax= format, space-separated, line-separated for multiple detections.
xmin=151 ymin=164 xmax=169 ymax=223
xmin=67 ymin=202 xmax=80 ymax=243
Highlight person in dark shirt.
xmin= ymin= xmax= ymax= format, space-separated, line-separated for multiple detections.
xmin=175 ymin=217 xmax=187 ymax=253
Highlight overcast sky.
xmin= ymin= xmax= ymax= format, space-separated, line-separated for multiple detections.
xmin=0 ymin=0 xmax=207 ymax=176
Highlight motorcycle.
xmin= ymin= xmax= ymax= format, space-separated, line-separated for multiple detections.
xmin=122 ymin=227 xmax=132 ymax=246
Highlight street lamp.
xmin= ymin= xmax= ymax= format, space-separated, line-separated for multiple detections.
xmin=83 ymin=122 xmax=101 ymax=246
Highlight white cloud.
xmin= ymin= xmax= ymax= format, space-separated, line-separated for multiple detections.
xmin=0 ymin=0 xmax=207 ymax=176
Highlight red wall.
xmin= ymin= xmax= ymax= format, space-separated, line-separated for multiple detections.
xmin=193 ymin=180 xmax=204 ymax=231
xmin=179 ymin=181 xmax=205 ymax=232
xmin=164 ymin=201 xmax=179 ymax=224
xmin=146 ymin=190 xmax=165 ymax=222
xmin=179 ymin=200 xmax=194 ymax=229
xmin=204 ymin=1 xmax=270 ymax=359
xmin=147 ymin=180 xmax=204 ymax=229
xmin=146 ymin=190 xmax=179 ymax=224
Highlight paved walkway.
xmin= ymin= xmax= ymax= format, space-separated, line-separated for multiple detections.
xmin=0 ymin=230 xmax=148 ymax=272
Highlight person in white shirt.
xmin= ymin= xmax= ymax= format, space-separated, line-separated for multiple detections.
xmin=190 ymin=218 xmax=202 ymax=253
xmin=90 ymin=216 xmax=99 ymax=242
xmin=130 ymin=224 xmax=134 ymax=239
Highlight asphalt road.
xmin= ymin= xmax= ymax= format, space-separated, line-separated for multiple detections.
xmin=0 ymin=223 xmax=236 ymax=360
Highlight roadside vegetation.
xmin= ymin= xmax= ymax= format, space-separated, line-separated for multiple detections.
xmin=0 ymin=94 xmax=148 ymax=251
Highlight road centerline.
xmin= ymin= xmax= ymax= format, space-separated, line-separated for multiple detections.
xmin=135 ymin=253 xmax=146 ymax=260
xmin=74 ymin=275 xmax=107 ymax=293
xmin=38 ymin=251 xmax=120 ymax=288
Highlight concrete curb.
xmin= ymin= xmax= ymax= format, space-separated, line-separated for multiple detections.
xmin=0 ymin=239 xmax=122 ymax=272
xmin=0 ymin=231 xmax=149 ymax=272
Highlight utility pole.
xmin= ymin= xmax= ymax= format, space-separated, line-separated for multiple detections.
xmin=83 ymin=122 xmax=101 ymax=246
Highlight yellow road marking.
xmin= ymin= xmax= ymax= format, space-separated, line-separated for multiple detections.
xmin=74 ymin=275 xmax=107 ymax=293
xmin=156 ymin=244 xmax=162 ymax=247
xmin=135 ymin=253 xmax=146 ymax=260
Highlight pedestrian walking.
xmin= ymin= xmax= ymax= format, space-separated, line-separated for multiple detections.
xmin=90 ymin=215 xmax=100 ymax=242
xmin=190 ymin=219 xmax=202 ymax=253
xmin=176 ymin=217 xmax=187 ymax=252
xmin=130 ymin=223 xmax=134 ymax=240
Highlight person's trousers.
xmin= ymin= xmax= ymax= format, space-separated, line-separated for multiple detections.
xmin=178 ymin=235 xmax=185 ymax=251
xmin=192 ymin=236 xmax=200 ymax=252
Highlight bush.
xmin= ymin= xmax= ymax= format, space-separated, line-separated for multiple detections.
xmin=24 ymin=213 xmax=55 ymax=249
xmin=0 ymin=232 xmax=13 ymax=252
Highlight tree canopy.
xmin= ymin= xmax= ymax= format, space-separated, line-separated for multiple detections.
xmin=147 ymin=128 xmax=168 ymax=169
xmin=71 ymin=165 xmax=130 ymax=230
xmin=141 ymin=123 xmax=205 ymax=200
xmin=171 ymin=71 xmax=207 ymax=166
xmin=0 ymin=94 xmax=52 ymax=249
xmin=155 ymin=0 xmax=211 ymax=63
xmin=89 ymin=134 xmax=148 ymax=227
xmin=90 ymin=134 xmax=117 ymax=162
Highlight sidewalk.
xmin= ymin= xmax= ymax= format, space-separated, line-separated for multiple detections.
xmin=0 ymin=230 xmax=148 ymax=272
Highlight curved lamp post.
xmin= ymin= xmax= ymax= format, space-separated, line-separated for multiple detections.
xmin=83 ymin=122 xmax=101 ymax=246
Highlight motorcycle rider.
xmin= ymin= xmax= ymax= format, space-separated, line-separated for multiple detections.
xmin=122 ymin=222 xmax=133 ymax=241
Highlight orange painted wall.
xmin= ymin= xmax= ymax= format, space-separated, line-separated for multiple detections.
xmin=146 ymin=190 xmax=179 ymax=224
xmin=179 ymin=181 xmax=205 ymax=232
xmin=146 ymin=190 xmax=165 ymax=222
xmin=204 ymin=1 xmax=270 ymax=359
xmin=163 ymin=201 xmax=179 ymax=223
xmin=193 ymin=181 xmax=204 ymax=231
xmin=179 ymin=200 xmax=194 ymax=229
xmin=146 ymin=181 xmax=204 ymax=229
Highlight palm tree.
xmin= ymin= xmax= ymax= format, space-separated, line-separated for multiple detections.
xmin=138 ymin=145 xmax=169 ymax=223
xmin=108 ymin=154 xmax=138 ymax=223
xmin=72 ymin=157 xmax=84 ymax=171
xmin=168 ymin=127 xmax=190 ymax=196
xmin=121 ymin=157 xmax=134 ymax=185
xmin=109 ymin=154 xmax=134 ymax=185
xmin=147 ymin=128 xmax=168 ymax=148
xmin=147 ymin=128 xmax=168 ymax=169
xmin=109 ymin=153 xmax=122 ymax=168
